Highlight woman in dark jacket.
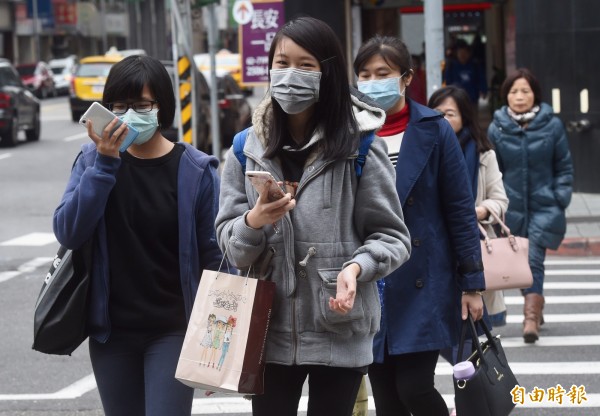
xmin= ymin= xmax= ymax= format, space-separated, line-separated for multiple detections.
xmin=488 ymin=68 xmax=573 ymax=343
xmin=354 ymin=35 xmax=485 ymax=416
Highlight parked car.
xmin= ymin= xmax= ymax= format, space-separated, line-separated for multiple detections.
xmin=15 ymin=61 xmax=56 ymax=99
xmin=0 ymin=59 xmax=41 ymax=147
xmin=194 ymin=50 xmax=253 ymax=95
xmin=201 ymin=70 xmax=252 ymax=149
xmin=48 ymin=55 xmax=78 ymax=96
xmin=161 ymin=60 xmax=212 ymax=153
xmin=69 ymin=54 xmax=123 ymax=122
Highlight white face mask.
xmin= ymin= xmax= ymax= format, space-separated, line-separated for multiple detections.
xmin=270 ymin=68 xmax=322 ymax=114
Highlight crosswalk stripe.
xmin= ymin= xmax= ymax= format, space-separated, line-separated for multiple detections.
xmin=545 ymin=259 xmax=600 ymax=266
xmin=544 ymin=282 xmax=600 ymax=289
xmin=499 ymin=335 xmax=600 ymax=348
xmin=435 ymin=361 xmax=600 ymax=375
xmin=189 ymin=394 xmax=600 ymax=413
xmin=545 ymin=269 xmax=600 ymax=275
xmin=507 ymin=313 xmax=600 ymax=323
xmin=64 ymin=132 xmax=88 ymax=142
xmin=505 ymin=295 xmax=600 ymax=304
xmin=0 ymin=257 xmax=53 ymax=283
xmin=0 ymin=153 xmax=11 ymax=161
xmin=0 ymin=232 xmax=56 ymax=246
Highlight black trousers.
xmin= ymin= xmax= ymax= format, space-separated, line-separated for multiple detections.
xmin=251 ymin=363 xmax=363 ymax=416
xmin=369 ymin=349 xmax=449 ymax=416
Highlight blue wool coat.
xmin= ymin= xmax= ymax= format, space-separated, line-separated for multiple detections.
xmin=488 ymin=103 xmax=573 ymax=250
xmin=373 ymin=100 xmax=485 ymax=360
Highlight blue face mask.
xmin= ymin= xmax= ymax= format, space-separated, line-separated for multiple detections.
xmin=119 ymin=108 xmax=159 ymax=146
xmin=357 ymin=74 xmax=406 ymax=111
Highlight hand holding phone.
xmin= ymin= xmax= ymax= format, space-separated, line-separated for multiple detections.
xmin=79 ymin=102 xmax=139 ymax=152
xmin=246 ymin=171 xmax=286 ymax=202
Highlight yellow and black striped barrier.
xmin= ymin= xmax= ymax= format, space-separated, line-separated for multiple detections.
xmin=178 ymin=55 xmax=193 ymax=144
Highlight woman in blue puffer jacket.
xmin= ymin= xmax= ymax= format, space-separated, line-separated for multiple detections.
xmin=488 ymin=68 xmax=573 ymax=344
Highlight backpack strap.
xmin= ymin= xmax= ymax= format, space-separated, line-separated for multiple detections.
xmin=355 ymin=131 xmax=375 ymax=180
xmin=232 ymin=127 xmax=251 ymax=173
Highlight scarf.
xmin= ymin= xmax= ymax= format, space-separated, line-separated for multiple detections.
xmin=506 ymin=105 xmax=540 ymax=125
xmin=378 ymin=103 xmax=410 ymax=136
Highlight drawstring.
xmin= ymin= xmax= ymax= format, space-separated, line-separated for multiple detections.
xmin=299 ymin=247 xmax=317 ymax=267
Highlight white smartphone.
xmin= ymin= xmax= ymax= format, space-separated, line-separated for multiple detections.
xmin=246 ymin=170 xmax=286 ymax=202
xmin=79 ymin=102 xmax=140 ymax=152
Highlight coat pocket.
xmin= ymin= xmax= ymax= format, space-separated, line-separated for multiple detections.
xmin=317 ymin=268 xmax=365 ymax=327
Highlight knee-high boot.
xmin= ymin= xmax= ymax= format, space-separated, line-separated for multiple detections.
xmin=523 ymin=293 xmax=544 ymax=343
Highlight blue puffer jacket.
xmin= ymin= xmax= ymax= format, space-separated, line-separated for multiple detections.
xmin=488 ymin=103 xmax=573 ymax=250
xmin=53 ymin=142 xmax=223 ymax=343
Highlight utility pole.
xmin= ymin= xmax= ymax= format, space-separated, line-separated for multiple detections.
xmin=206 ymin=2 xmax=221 ymax=159
xmin=424 ymin=0 xmax=444 ymax=99
xmin=32 ymin=0 xmax=40 ymax=62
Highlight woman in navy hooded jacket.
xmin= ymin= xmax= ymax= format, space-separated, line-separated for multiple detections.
xmin=354 ymin=35 xmax=485 ymax=416
xmin=53 ymin=55 xmax=222 ymax=416
xmin=488 ymin=68 xmax=573 ymax=344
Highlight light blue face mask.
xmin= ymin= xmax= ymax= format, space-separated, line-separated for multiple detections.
xmin=357 ymin=74 xmax=406 ymax=111
xmin=119 ymin=108 xmax=159 ymax=147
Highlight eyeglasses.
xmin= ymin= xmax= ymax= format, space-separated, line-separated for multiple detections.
xmin=108 ymin=100 xmax=158 ymax=115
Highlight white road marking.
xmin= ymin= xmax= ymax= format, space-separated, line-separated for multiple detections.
xmin=0 ymin=232 xmax=56 ymax=246
xmin=0 ymin=257 xmax=53 ymax=283
xmin=43 ymin=115 xmax=73 ymax=121
xmin=545 ymin=269 xmax=600 ymax=275
xmin=64 ymin=132 xmax=88 ymax=142
xmin=435 ymin=361 xmax=600 ymax=375
xmin=499 ymin=335 xmax=600 ymax=348
xmin=0 ymin=374 xmax=96 ymax=400
xmin=546 ymin=259 xmax=600 ymax=266
xmin=0 ymin=153 xmax=11 ymax=161
xmin=505 ymin=295 xmax=600 ymax=304
xmin=507 ymin=313 xmax=600 ymax=323
xmin=544 ymin=282 xmax=600 ymax=289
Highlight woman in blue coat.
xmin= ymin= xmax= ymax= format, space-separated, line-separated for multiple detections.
xmin=354 ymin=35 xmax=485 ymax=416
xmin=488 ymin=68 xmax=573 ymax=343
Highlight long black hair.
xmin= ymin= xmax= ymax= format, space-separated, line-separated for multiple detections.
xmin=263 ymin=16 xmax=358 ymax=161
xmin=427 ymin=85 xmax=493 ymax=153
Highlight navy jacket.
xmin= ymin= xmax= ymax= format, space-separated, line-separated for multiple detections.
xmin=488 ymin=103 xmax=573 ymax=250
xmin=53 ymin=143 xmax=223 ymax=343
xmin=373 ymin=100 xmax=485 ymax=360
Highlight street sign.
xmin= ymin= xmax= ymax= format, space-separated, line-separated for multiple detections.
xmin=232 ymin=0 xmax=253 ymax=25
xmin=239 ymin=0 xmax=284 ymax=86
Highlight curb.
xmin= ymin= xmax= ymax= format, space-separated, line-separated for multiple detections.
xmin=548 ymin=237 xmax=600 ymax=257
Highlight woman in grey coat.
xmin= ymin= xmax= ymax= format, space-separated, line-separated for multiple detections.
xmin=488 ymin=68 xmax=573 ymax=343
xmin=215 ymin=17 xmax=411 ymax=416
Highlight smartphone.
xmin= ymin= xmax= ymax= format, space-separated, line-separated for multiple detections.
xmin=79 ymin=102 xmax=140 ymax=152
xmin=246 ymin=171 xmax=286 ymax=202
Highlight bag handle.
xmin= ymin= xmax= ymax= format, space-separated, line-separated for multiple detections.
xmin=456 ymin=314 xmax=497 ymax=369
xmin=479 ymin=211 xmax=521 ymax=254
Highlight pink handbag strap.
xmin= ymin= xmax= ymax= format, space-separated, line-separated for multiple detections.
xmin=479 ymin=211 xmax=520 ymax=254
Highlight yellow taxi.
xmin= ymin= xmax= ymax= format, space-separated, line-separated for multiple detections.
xmin=69 ymin=54 xmax=123 ymax=122
xmin=194 ymin=50 xmax=252 ymax=94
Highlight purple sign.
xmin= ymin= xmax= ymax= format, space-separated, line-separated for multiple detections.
xmin=239 ymin=1 xmax=284 ymax=85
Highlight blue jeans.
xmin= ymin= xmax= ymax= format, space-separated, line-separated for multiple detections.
xmin=89 ymin=331 xmax=193 ymax=416
xmin=522 ymin=241 xmax=547 ymax=296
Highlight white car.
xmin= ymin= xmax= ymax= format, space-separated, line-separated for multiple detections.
xmin=48 ymin=55 xmax=78 ymax=96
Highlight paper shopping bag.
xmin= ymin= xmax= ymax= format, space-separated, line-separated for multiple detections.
xmin=176 ymin=269 xmax=275 ymax=394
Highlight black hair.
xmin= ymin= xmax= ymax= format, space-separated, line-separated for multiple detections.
xmin=353 ymin=35 xmax=413 ymax=78
xmin=264 ymin=16 xmax=358 ymax=161
xmin=427 ymin=85 xmax=493 ymax=153
xmin=500 ymin=67 xmax=542 ymax=106
xmin=102 ymin=55 xmax=175 ymax=130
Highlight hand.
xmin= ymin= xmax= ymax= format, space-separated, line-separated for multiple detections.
xmin=328 ymin=263 xmax=360 ymax=315
xmin=246 ymin=180 xmax=295 ymax=229
xmin=462 ymin=292 xmax=484 ymax=321
xmin=475 ymin=206 xmax=489 ymax=221
xmin=87 ymin=117 xmax=129 ymax=158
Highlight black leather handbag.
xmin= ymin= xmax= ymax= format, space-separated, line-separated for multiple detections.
xmin=32 ymin=241 xmax=92 ymax=355
xmin=453 ymin=315 xmax=519 ymax=416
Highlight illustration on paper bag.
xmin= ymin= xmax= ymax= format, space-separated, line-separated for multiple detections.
xmin=197 ymin=288 xmax=242 ymax=370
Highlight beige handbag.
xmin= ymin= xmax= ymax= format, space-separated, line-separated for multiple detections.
xmin=479 ymin=211 xmax=533 ymax=291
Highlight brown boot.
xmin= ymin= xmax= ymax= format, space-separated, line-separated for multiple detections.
xmin=523 ymin=293 xmax=544 ymax=343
